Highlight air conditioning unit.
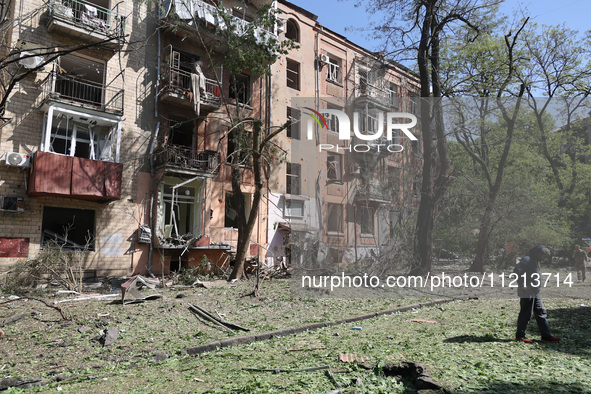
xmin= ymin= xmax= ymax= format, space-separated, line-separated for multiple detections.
xmin=319 ymin=54 xmax=330 ymax=64
xmin=18 ymin=52 xmax=44 ymax=70
xmin=1 ymin=196 xmax=24 ymax=212
xmin=350 ymin=164 xmax=361 ymax=174
xmin=4 ymin=152 xmax=31 ymax=167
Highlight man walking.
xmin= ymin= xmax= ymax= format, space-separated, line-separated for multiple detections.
xmin=572 ymin=244 xmax=588 ymax=282
xmin=514 ymin=245 xmax=560 ymax=343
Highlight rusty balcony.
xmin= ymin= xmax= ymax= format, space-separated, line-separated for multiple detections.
xmin=39 ymin=71 xmax=124 ymax=115
xmin=155 ymin=145 xmax=220 ymax=176
xmin=47 ymin=0 xmax=126 ymax=48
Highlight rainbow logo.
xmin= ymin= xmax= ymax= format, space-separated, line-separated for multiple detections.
xmin=302 ymin=107 xmax=328 ymax=130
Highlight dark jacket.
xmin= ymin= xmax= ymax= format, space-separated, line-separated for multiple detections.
xmin=514 ymin=245 xmax=546 ymax=298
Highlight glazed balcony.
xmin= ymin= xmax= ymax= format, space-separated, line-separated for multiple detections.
xmin=39 ymin=71 xmax=124 ymax=115
xmin=28 ymin=151 xmax=122 ymax=202
xmin=155 ymin=145 xmax=220 ymax=176
xmin=355 ymin=181 xmax=390 ymax=204
xmin=47 ymin=0 xmax=125 ymax=48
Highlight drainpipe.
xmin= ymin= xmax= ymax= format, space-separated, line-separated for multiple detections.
xmin=315 ymin=26 xmax=322 ymax=145
xmin=147 ymin=122 xmax=160 ymax=278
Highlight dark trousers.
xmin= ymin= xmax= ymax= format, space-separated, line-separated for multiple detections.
xmin=516 ymin=296 xmax=552 ymax=338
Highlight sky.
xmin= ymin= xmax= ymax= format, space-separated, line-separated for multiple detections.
xmin=289 ymin=0 xmax=590 ymax=54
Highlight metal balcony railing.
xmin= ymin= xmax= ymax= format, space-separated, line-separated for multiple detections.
xmin=40 ymin=71 xmax=124 ymax=114
xmin=49 ymin=0 xmax=125 ymax=38
xmin=155 ymin=145 xmax=220 ymax=173
xmin=160 ymin=66 xmax=222 ymax=107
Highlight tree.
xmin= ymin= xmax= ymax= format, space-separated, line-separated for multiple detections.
xmin=354 ymin=0 xmax=501 ymax=274
xmin=518 ymin=26 xmax=591 ymax=211
xmin=165 ymin=1 xmax=296 ymax=281
xmin=442 ymin=19 xmax=528 ymax=272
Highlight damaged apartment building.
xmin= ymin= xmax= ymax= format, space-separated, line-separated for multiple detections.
xmin=0 ymin=0 xmax=421 ymax=277
xmin=266 ymin=0 xmax=422 ymax=271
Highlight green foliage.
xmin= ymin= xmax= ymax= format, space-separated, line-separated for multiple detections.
xmin=216 ymin=4 xmax=298 ymax=78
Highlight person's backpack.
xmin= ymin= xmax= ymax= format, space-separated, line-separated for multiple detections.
xmin=513 ymin=256 xmax=528 ymax=276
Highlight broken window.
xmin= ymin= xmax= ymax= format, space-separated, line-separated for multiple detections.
xmin=287 ymin=107 xmax=301 ymax=140
xmin=159 ymin=177 xmax=203 ymax=239
xmin=286 ymin=59 xmax=300 ymax=90
xmin=359 ymin=206 xmax=375 ymax=235
xmin=224 ymin=192 xmax=251 ymax=229
xmin=286 ymin=162 xmax=301 ymax=195
xmin=388 ymin=83 xmax=399 ymax=109
xmin=285 ymin=19 xmax=299 ymax=42
xmin=326 ymin=56 xmax=342 ymax=84
xmin=55 ymin=54 xmax=106 ymax=107
xmin=322 ymin=104 xmax=340 ymax=133
xmin=46 ymin=111 xmax=117 ymax=161
xmin=327 ymin=153 xmax=342 ymax=182
xmin=327 ymin=203 xmax=343 ymax=233
xmin=168 ymin=116 xmax=194 ymax=147
xmin=229 ymin=74 xmax=250 ymax=105
xmin=41 ymin=206 xmax=95 ymax=250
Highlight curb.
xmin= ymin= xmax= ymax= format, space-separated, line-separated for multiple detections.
xmin=185 ymin=297 xmax=462 ymax=355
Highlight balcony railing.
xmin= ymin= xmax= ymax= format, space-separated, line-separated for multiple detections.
xmin=48 ymin=0 xmax=125 ymax=39
xmin=40 ymin=71 xmax=124 ymax=115
xmin=155 ymin=145 xmax=220 ymax=174
xmin=356 ymin=182 xmax=390 ymax=203
xmin=164 ymin=0 xmax=277 ymax=45
xmin=160 ymin=66 xmax=222 ymax=109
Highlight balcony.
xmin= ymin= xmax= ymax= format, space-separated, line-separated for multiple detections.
xmin=39 ymin=71 xmax=124 ymax=115
xmin=355 ymin=82 xmax=398 ymax=110
xmin=355 ymin=182 xmax=391 ymax=204
xmin=47 ymin=0 xmax=125 ymax=48
xmin=28 ymin=151 xmax=122 ymax=202
xmin=159 ymin=67 xmax=221 ymax=112
xmin=155 ymin=145 xmax=220 ymax=176
xmin=160 ymin=0 xmax=277 ymax=48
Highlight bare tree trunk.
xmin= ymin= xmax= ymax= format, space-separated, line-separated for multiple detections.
xmin=229 ymin=121 xmax=264 ymax=281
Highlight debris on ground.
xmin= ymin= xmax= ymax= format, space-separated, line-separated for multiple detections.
xmin=101 ymin=326 xmax=119 ymax=347
xmin=121 ymin=275 xmax=162 ymax=305
xmin=0 ymin=313 xmax=26 ymax=327
xmin=339 ymin=353 xmax=371 ymax=363
xmin=410 ymin=318 xmax=437 ymax=324
xmin=188 ymin=303 xmax=250 ymax=333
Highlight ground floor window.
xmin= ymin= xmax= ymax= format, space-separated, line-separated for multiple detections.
xmin=224 ymin=191 xmax=251 ymax=228
xmin=158 ymin=177 xmax=203 ymax=239
xmin=41 ymin=206 xmax=95 ymax=250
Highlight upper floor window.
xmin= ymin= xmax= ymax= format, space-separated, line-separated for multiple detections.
xmin=286 ymin=162 xmax=301 ymax=195
xmin=322 ymin=104 xmax=341 ymax=134
xmin=229 ymin=74 xmax=250 ymax=105
xmin=285 ymin=18 xmax=299 ymax=42
xmin=327 ymin=153 xmax=342 ymax=182
xmin=287 ymin=107 xmax=301 ymax=139
xmin=45 ymin=110 xmax=119 ymax=162
xmin=326 ymin=56 xmax=342 ymax=84
xmin=286 ymin=59 xmax=300 ymax=90
xmin=388 ymin=83 xmax=399 ymax=109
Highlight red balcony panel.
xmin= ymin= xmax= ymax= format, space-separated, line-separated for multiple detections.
xmin=71 ymin=157 xmax=105 ymax=199
xmin=28 ymin=151 xmax=72 ymax=196
xmin=27 ymin=152 xmax=121 ymax=201
xmin=104 ymin=161 xmax=123 ymax=199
